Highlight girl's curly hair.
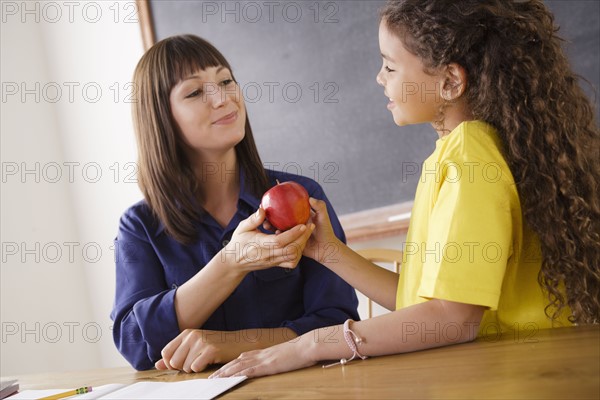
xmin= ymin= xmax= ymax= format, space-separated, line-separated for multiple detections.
xmin=381 ymin=0 xmax=600 ymax=324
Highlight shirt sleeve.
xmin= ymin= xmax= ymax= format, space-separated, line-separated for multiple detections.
xmin=110 ymin=210 xmax=181 ymax=370
xmin=417 ymin=157 xmax=515 ymax=309
xmin=280 ymin=182 xmax=360 ymax=334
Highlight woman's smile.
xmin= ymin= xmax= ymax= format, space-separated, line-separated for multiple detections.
xmin=212 ymin=111 xmax=238 ymax=125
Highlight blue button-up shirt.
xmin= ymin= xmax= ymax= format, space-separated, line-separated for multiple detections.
xmin=110 ymin=169 xmax=359 ymax=370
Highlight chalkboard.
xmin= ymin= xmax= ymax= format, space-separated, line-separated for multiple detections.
xmin=141 ymin=0 xmax=599 ymax=217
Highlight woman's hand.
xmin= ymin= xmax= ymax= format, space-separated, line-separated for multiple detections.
xmin=209 ymin=339 xmax=316 ymax=379
xmin=155 ymin=329 xmax=247 ymax=373
xmin=224 ymin=207 xmax=314 ymax=272
xmin=156 ymin=327 xmax=300 ymax=373
xmin=302 ymin=198 xmax=342 ymax=264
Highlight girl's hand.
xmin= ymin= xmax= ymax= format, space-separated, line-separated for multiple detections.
xmin=224 ymin=207 xmax=314 ymax=271
xmin=209 ymin=339 xmax=315 ymax=379
xmin=303 ymin=198 xmax=342 ymax=264
xmin=155 ymin=329 xmax=246 ymax=373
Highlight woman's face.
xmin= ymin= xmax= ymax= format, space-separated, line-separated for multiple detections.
xmin=169 ymin=66 xmax=246 ymax=157
xmin=376 ymin=21 xmax=444 ymax=127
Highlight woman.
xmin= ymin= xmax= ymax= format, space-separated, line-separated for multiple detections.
xmin=110 ymin=34 xmax=359 ymax=372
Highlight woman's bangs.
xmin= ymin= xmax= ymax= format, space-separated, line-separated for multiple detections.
xmin=166 ymin=38 xmax=228 ymax=89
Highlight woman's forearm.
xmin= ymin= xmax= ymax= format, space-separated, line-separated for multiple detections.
xmin=174 ymin=251 xmax=246 ymax=331
xmin=175 ymin=214 xmax=312 ymax=331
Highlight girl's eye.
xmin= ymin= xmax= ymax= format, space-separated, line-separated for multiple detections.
xmin=220 ymin=78 xmax=234 ymax=86
xmin=385 ymin=66 xmax=395 ymax=73
xmin=185 ymin=89 xmax=201 ymax=98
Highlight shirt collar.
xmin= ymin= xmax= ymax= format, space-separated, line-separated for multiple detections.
xmin=237 ymin=166 xmax=262 ymax=210
xmin=196 ymin=165 xmax=260 ymax=229
xmin=153 ymin=165 xmax=262 ymax=237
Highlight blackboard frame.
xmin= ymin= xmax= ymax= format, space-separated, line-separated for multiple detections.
xmin=136 ymin=0 xmax=155 ymax=51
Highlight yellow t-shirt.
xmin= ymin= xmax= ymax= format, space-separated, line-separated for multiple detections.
xmin=396 ymin=120 xmax=571 ymax=335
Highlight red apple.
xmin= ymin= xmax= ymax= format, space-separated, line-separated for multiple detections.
xmin=260 ymin=181 xmax=311 ymax=231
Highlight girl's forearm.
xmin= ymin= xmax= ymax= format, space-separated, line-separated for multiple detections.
xmin=319 ymin=239 xmax=400 ymax=311
xmin=230 ymin=327 xmax=298 ymax=351
xmin=305 ymin=299 xmax=485 ymax=363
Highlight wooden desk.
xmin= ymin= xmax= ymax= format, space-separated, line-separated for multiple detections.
xmin=12 ymin=325 xmax=599 ymax=399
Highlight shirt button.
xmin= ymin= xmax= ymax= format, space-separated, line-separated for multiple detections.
xmin=171 ymin=283 xmax=178 ymax=289
xmin=222 ymin=239 xmax=230 ymax=247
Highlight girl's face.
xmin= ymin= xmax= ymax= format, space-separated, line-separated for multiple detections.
xmin=169 ymin=66 xmax=246 ymax=158
xmin=376 ymin=21 xmax=444 ymax=127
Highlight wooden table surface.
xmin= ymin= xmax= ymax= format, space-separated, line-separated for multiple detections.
xmin=10 ymin=325 xmax=600 ymax=399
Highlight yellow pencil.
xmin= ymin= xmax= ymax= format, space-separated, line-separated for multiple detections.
xmin=37 ymin=386 xmax=92 ymax=400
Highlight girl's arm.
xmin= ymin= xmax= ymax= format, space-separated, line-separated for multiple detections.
xmin=319 ymin=239 xmax=400 ymax=311
xmin=304 ymin=198 xmax=400 ymax=311
xmin=211 ymin=299 xmax=485 ymax=378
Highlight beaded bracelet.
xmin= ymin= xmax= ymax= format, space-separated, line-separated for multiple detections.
xmin=323 ymin=319 xmax=368 ymax=368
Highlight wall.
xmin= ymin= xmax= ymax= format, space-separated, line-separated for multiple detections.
xmin=1 ymin=1 xmax=144 ymax=374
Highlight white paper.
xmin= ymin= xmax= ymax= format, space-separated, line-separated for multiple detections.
xmin=11 ymin=377 xmax=246 ymax=400
xmin=99 ymin=378 xmax=247 ymax=400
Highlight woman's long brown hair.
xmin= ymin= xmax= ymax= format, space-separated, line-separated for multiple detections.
xmin=381 ymin=0 xmax=600 ymax=324
xmin=132 ymin=35 xmax=270 ymax=244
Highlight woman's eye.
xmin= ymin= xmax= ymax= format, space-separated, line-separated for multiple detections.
xmin=185 ymin=89 xmax=201 ymax=98
xmin=220 ymin=78 xmax=234 ymax=86
xmin=385 ymin=66 xmax=394 ymax=73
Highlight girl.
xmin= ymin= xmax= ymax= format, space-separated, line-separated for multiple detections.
xmin=110 ymin=35 xmax=359 ymax=372
xmin=212 ymin=0 xmax=599 ymax=378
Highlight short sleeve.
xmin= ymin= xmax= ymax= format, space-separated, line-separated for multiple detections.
xmin=417 ymin=158 xmax=514 ymax=309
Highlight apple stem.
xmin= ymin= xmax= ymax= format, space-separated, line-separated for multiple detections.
xmin=276 ymin=179 xmax=280 ymax=185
